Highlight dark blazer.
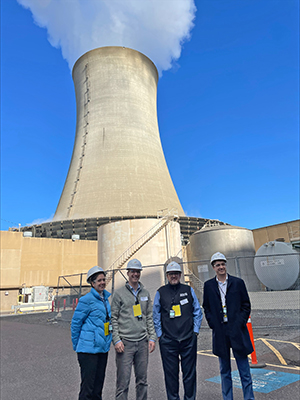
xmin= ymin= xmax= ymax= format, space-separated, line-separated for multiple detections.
xmin=202 ymin=274 xmax=253 ymax=358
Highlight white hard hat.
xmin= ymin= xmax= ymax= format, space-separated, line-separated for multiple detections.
xmin=166 ymin=261 xmax=182 ymax=274
xmin=87 ymin=266 xmax=105 ymax=283
xmin=127 ymin=259 xmax=142 ymax=270
xmin=210 ymin=252 xmax=227 ymax=265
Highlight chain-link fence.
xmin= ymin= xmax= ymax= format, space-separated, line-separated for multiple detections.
xmin=54 ymin=254 xmax=299 ymax=329
xmin=184 ymin=254 xmax=300 ymax=329
xmin=185 ymin=254 xmax=299 ymax=305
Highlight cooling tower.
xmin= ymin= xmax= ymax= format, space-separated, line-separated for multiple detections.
xmin=53 ymin=46 xmax=184 ymax=221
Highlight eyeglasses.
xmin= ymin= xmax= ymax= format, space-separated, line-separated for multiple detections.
xmin=167 ymin=272 xmax=180 ymax=276
xmin=214 ymin=262 xmax=226 ymax=267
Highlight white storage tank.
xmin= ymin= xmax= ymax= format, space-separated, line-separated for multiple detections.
xmin=186 ymin=225 xmax=262 ymax=291
xmin=254 ymin=241 xmax=300 ymax=290
xmin=98 ymin=218 xmax=182 ymax=298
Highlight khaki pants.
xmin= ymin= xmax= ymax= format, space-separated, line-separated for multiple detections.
xmin=115 ymin=337 xmax=149 ymax=400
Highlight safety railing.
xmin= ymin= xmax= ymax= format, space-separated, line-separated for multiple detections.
xmin=51 ymin=253 xmax=299 ymax=329
xmin=105 ymin=209 xmax=178 ymax=287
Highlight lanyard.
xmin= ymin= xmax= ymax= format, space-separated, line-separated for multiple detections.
xmin=126 ymin=285 xmax=141 ymax=305
xmin=217 ymin=282 xmax=228 ymax=322
xmin=100 ymin=294 xmax=110 ymax=322
xmin=127 ymin=285 xmax=142 ymax=320
xmin=219 ymin=285 xmax=226 ymax=297
xmin=170 ymin=284 xmax=180 ymax=307
xmin=217 ymin=281 xmax=227 ymax=307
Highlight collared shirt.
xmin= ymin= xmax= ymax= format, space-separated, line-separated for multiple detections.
xmin=129 ymin=283 xmax=141 ymax=298
xmin=216 ymin=275 xmax=228 ymax=307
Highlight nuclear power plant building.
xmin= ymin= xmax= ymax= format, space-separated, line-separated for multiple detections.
xmin=3 ymin=46 xmax=299 ymax=314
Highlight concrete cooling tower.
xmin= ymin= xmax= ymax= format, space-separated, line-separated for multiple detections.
xmin=54 ymin=46 xmax=184 ymax=221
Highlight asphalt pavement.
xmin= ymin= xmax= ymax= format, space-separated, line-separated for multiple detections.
xmin=0 ymin=310 xmax=299 ymax=400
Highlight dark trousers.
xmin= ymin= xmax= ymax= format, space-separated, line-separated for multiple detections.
xmin=77 ymin=352 xmax=108 ymax=400
xmin=159 ymin=333 xmax=197 ymax=400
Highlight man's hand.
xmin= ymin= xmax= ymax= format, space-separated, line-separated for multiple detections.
xmin=149 ymin=341 xmax=155 ymax=353
xmin=115 ymin=341 xmax=124 ymax=353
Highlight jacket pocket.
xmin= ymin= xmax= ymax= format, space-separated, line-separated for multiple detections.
xmin=94 ymin=329 xmax=104 ymax=347
xmin=81 ymin=331 xmax=94 ymax=342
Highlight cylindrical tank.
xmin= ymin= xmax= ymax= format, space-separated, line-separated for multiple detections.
xmin=54 ymin=46 xmax=184 ymax=221
xmin=254 ymin=241 xmax=300 ymax=290
xmin=98 ymin=218 xmax=182 ymax=298
xmin=186 ymin=225 xmax=262 ymax=291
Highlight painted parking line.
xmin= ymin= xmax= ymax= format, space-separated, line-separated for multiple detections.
xmin=198 ymin=338 xmax=300 ymax=371
xmin=198 ymin=350 xmax=300 ymax=371
xmin=206 ymin=369 xmax=300 ymax=394
xmin=263 ymin=338 xmax=300 ymax=350
xmin=197 ymin=349 xmax=216 ymax=358
xmin=254 ymin=338 xmax=300 ymax=370
xmin=259 ymin=338 xmax=287 ymax=365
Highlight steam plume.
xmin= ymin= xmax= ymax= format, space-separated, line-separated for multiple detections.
xmin=17 ymin=0 xmax=196 ymax=73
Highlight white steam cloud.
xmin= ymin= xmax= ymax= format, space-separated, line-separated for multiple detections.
xmin=27 ymin=214 xmax=54 ymax=226
xmin=17 ymin=0 xmax=196 ymax=73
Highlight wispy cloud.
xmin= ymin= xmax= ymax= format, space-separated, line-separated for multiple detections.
xmin=27 ymin=214 xmax=54 ymax=226
xmin=184 ymin=208 xmax=203 ymax=218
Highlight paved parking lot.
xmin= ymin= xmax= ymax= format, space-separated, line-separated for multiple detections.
xmin=0 ymin=311 xmax=299 ymax=400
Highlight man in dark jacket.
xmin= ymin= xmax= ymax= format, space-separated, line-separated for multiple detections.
xmin=153 ymin=261 xmax=203 ymax=400
xmin=203 ymin=252 xmax=255 ymax=400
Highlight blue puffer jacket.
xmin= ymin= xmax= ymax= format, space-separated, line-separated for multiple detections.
xmin=71 ymin=287 xmax=112 ymax=353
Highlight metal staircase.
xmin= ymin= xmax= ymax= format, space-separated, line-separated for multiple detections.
xmin=105 ymin=209 xmax=178 ymax=285
xmin=184 ymin=265 xmax=205 ymax=301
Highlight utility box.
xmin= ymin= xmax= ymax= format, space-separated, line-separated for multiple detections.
xmin=32 ymin=286 xmax=49 ymax=302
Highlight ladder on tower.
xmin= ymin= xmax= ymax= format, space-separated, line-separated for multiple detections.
xmin=105 ymin=209 xmax=178 ymax=286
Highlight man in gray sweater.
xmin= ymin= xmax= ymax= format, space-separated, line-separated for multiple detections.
xmin=111 ymin=259 xmax=156 ymax=400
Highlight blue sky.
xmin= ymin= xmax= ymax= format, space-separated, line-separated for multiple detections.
xmin=1 ymin=0 xmax=299 ymax=232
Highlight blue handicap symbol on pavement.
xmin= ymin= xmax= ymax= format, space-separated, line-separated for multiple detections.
xmin=206 ymin=369 xmax=300 ymax=393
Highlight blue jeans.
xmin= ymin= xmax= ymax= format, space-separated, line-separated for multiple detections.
xmin=219 ymin=353 xmax=254 ymax=400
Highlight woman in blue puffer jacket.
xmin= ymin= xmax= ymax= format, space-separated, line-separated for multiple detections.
xmin=71 ymin=266 xmax=112 ymax=400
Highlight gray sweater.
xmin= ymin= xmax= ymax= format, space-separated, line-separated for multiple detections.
xmin=111 ymin=282 xmax=157 ymax=344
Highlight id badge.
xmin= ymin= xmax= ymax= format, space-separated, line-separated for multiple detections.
xmin=104 ymin=322 xmax=110 ymax=336
xmin=169 ymin=309 xmax=175 ymax=319
xmin=109 ymin=322 xmax=113 ymax=333
xmin=172 ymin=304 xmax=181 ymax=317
xmin=223 ymin=305 xmax=228 ymax=322
xmin=133 ymin=304 xmax=142 ymax=318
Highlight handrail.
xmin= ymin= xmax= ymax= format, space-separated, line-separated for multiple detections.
xmin=105 ymin=209 xmax=178 ymax=283
xmin=105 ymin=220 xmax=170 ymax=283
xmin=60 ymin=276 xmax=81 ymax=295
xmin=108 ymin=209 xmax=177 ymax=272
xmin=184 ymin=265 xmax=204 ymax=291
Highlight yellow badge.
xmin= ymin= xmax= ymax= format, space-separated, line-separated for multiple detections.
xmin=104 ymin=322 xmax=110 ymax=336
xmin=172 ymin=304 xmax=181 ymax=317
xmin=133 ymin=304 xmax=142 ymax=317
